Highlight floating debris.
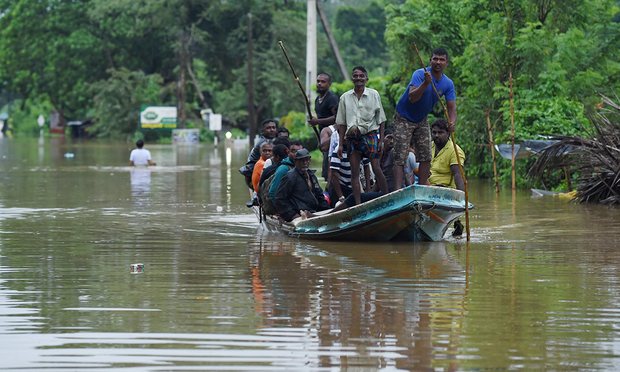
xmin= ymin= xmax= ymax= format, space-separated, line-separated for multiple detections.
xmin=130 ymin=263 xmax=144 ymax=274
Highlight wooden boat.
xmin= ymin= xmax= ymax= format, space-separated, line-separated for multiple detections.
xmin=254 ymin=184 xmax=472 ymax=242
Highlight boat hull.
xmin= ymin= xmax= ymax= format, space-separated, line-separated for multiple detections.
xmin=255 ymin=185 xmax=471 ymax=242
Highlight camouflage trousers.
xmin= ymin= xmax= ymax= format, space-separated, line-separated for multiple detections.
xmin=392 ymin=113 xmax=432 ymax=165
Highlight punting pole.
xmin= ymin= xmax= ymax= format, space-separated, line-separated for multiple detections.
xmin=509 ymin=70 xmax=516 ymax=191
xmin=278 ymin=40 xmax=321 ymax=146
xmin=485 ymin=110 xmax=500 ymax=194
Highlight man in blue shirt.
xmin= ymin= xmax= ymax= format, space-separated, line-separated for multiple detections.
xmin=392 ymin=48 xmax=457 ymax=188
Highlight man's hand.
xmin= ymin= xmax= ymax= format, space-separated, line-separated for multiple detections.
xmin=307 ymin=118 xmax=320 ymax=127
xmin=337 ymin=143 xmax=343 ymax=159
xmin=448 ymin=121 xmax=456 ymax=133
xmin=423 ymin=70 xmax=432 ymax=85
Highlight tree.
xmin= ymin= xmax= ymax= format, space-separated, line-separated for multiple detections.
xmin=89 ymin=69 xmax=164 ymax=138
xmin=0 ymin=0 xmax=108 ymax=123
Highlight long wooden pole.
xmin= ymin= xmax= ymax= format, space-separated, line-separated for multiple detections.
xmin=278 ymin=40 xmax=321 ymax=145
xmin=509 ymin=70 xmax=516 ymax=191
xmin=485 ymin=110 xmax=500 ymax=194
xmin=247 ymin=13 xmax=256 ymax=148
xmin=413 ymin=43 xmax=470 ymax=241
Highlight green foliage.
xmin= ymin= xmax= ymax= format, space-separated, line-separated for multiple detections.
xmin=200 ymin=128 xmax=215 ymax=143
xmin=89 ymin=68 xmax=165 ymax=139
xmin=330 ymin=0 xmax=620 ymax=190
xmin=6 ymin=98 xmax=54 ymax=135
xmin=279 ymin=111 xmax=314 ymax=142
xmin=0 ymin=0 xmax=109 ymax=121
xmin=333 ymin=1 xmax=389 ymax=74
xmin=229 ymin=127 xmax=247 ymax=139
xmin=501 ymin=92 xmax=589 ymax=142
xmin=0 ymin=0 xmax=617 ymax=194
xmin=385 ymin=0 xmax=464 ymax=83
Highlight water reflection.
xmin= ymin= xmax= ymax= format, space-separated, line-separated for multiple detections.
xmin=248 ymin=237 xmax=468 ymax=370
xmin=130 ymin=168 xmax=152 ymax=196
xmin=1 ymin=138 xmax=619 ymax=370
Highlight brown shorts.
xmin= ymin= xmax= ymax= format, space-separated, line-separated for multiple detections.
xmin=392 ymin=113 xmax=432 ymax=164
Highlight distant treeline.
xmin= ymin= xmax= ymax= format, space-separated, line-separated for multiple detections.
xmin=0 ymin=0 xmax=618 ymax=186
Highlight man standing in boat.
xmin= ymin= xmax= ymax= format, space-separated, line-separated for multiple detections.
xmin=308 ymin=72 xmax=339 ymax=182
xmin=429 ymin=119 xmax=465 ymax=236
xmin=392 ymin=47 xmax=456 ymax=189
xmin=336 ymin=66 xmax=389 ymax=205
xmin=274 ymin=149 xmax=329 ymax=222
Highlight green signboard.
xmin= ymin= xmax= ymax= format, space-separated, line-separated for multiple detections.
xmin=140 ymin=106 xmax=177 ymax=129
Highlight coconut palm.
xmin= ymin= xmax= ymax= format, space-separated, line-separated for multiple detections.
xmin=528 ymin=95 xmax=620 ymax=205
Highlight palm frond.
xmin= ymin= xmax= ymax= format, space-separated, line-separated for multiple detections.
xmin=528 ymin=95 xmax=620 ymax=205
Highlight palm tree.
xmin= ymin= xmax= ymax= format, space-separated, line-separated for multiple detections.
xmin=528 ymin=95 xmax=620 ymax=205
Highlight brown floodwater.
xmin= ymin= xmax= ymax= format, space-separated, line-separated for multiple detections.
xmin=0 ymin=136 xmax=619 ymax=370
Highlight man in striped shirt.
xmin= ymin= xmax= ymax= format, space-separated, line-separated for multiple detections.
xmin=329 ymin=140 xmax=371 ymax=207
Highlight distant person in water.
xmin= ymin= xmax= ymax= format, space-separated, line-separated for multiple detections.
xmin=129 ymin=139 xmax=156 ymax=166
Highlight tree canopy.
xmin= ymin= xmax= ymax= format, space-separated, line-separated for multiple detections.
xmin=0 ymin=0 xmax=618 ymax=187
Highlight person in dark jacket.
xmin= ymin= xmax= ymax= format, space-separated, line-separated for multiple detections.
xmin=258 ymin=143 xmax=289 ymax=189
xmin=274 ymin=149 xmax=329 ymax=222
xmin=239 ymin=119 xmax=278 ymax=188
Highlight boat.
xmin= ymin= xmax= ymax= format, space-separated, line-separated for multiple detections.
xmin=254 ymin=184 xmax=472 ymax=242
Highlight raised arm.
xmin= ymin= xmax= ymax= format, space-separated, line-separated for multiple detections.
xmin=408 ymin=70 xmax=431 ymax=103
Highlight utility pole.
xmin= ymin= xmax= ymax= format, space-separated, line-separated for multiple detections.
xmin=316 ymin=0 xmax=347 ymax=81
xmin=306 ymin=0 xmax=317 ymax=106
xmin=247 ymin=13 xmax=256 ymax=147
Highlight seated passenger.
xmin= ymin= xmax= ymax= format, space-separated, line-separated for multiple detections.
xmin=251 ymin=142 xmax=273 ymax=193
xmin=267 ymin=141 xmax=303 ymax=201
xmin=429 ymin=119 xmax=466 ymax=236
xmin=262 ymin=137 xmax=290 ymax=170
xmin=239 ymin=119 xmax=277 ymax=188
xmin=276 ymin=126 xmax=290 ymax=139
xmin=258 ymin=143 xmax=289 ymax=190
xmin=429 ymin=119 xmax=465 ymax=191
xmin=274 ymin=149 xmax=329 ymax=222
xmin=404 ymin=145 xmax=419 ymax=186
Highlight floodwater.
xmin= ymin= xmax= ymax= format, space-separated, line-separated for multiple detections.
xmin=0 ymin=136 xmax=619 ymax=371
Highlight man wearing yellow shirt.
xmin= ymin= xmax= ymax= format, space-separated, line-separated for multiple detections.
xmin=429 ymin=119 xmax=465 ymax=236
